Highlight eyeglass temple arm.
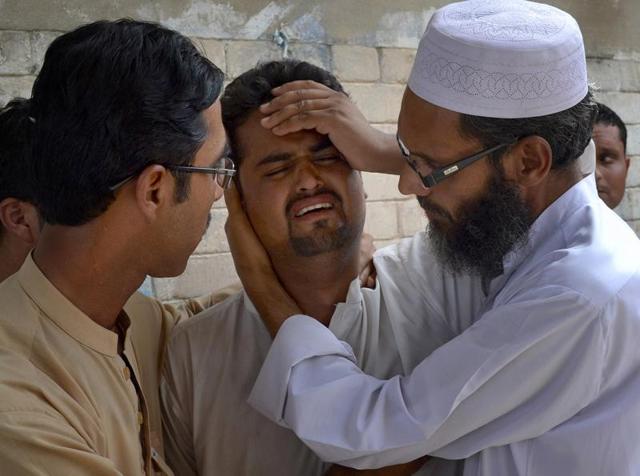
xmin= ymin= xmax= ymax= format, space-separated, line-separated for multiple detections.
xmin=428 ymin=142 xmax=514 ymax=186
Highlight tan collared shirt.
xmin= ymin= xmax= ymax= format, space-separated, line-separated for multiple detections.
xmin=0 ymin=255 xmax=239 ymax=475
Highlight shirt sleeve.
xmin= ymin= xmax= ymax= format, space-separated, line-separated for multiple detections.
xmin=161 ymin=282 xmax=244 ymax=321
xmin=160 ymin=331 xmax=198 ymax=476
xmin=0 ymin=411 xmax=124 ymax=476
xmin=248 ymin=285 xmax=604 ymax=468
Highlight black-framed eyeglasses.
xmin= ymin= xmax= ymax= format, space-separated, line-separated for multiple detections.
xmin=109 ymin=156 xmax=237 ymax=191
xmin=396 ymin=133 xmax=515 ymax=188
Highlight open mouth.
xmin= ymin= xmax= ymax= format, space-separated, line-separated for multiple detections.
xmin=288 ymin=191 xmax=340 ymax=220
xmin=294 ymin=202 xmax=334 ymax=217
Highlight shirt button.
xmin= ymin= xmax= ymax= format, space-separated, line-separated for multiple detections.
xmin=138 ymin=411 xmax=144 ymax=426
xmin=122 ymin=367 xmax=131 ymax=380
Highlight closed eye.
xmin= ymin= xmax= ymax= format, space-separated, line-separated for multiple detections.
xmin=314 ymin=155 xmax=341 ymax=164
xmin=417 ymin=155 xmax=440 ymax=169
xmin=264 ymin=164 xmax=292 ymax=177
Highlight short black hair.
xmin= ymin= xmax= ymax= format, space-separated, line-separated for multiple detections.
xmin=594 ymin=102 xmax=627 ymax=152
xmin=221 ymin=59 xmax=345 ymax=168
xmin=459 ymin=91 xmax=598 ymax=170
xmin=0 ymin=98 xmax=32 ymax=204
xmin=0 ymin=98 xmax=33 ymax=238
xmin=29 ymin=19 xmax=224 ymax=226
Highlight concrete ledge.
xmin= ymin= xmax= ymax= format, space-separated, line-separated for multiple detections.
xmin=588 ymin=58 xmax=640 ymax=92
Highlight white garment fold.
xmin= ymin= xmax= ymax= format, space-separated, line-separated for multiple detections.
xmin=249 ymin=175 xmax=640 ymax=475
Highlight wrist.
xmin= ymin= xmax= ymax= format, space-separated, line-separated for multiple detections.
xmin=250 ymin=280 xmax=301 ymax=337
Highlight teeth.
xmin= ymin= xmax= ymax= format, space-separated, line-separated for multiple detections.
xmin=295 ymin=202 xmax=333 ymax=217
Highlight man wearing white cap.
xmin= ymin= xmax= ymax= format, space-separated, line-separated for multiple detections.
xmin=224 ymin=1 xmax=640 ymax=474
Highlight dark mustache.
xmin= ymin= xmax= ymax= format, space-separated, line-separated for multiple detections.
xmin=286 ymin=187 xmax=342 ymax=215
xmin=417 ymin=196 xmax=453 ymax=221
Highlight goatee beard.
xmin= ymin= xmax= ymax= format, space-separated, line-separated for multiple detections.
xmin=289 ymin=220 xmax=355 ymax=257
xmin=423 ymin=170 xmax=532 ymax=280
xmin=286 ymin=188 xmax=359 ymax=258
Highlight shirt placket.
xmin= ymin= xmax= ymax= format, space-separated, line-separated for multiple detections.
xmin=115 ymin=317 xmax=154 ymax=475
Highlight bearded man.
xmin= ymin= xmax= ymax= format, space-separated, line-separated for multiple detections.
xmin=225 ymin=1 xmax=640 ymax=475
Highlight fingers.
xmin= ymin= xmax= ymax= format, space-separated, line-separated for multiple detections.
xmin=224 ymin=183 xmax=255 ymax=258
xmin=223 ymin=181 xmax=243 ymax=216
xmin=261 ymin=99 xmax=334 ymax=132
xmin=358 ymin=262 xmax=377 ymax=289
xmin=273 ymin=108 xmax=342 ymax=136
xmin=259 ymin=82 xmax=351 ymax=135
xmin=270 ymin=80 xmax=335 ymax=97
xmin=260 ymin=88 xmax=334 ymax=115
xmin=360 ymin=233 xmax=376 ymax=257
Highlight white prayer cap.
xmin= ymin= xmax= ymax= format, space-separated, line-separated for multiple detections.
xmin=408 ymin=0 xmax=588 ymax=119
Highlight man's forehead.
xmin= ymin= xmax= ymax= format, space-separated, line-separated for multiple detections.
xmin=237 ymin=112 xmax=334 ymax=164
xmin=593 ymin=123 xmax=624 ymax=146
xmin=398 ymin=89 xmax=470 ymax=155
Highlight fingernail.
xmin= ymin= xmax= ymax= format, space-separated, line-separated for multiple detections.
xmin=260 ymin=102 xmax=270 ymax=111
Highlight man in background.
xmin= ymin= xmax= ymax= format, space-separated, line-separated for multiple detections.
xmin=593 ymin=102 xmax=630 ymax=209
xmin=0 ymin=98 xmax=40 ymax=282
xmin=227 ymin=1 xmax=640 ymax=474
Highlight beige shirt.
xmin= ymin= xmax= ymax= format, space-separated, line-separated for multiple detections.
xmin=162 ymin=248 xmax=483 ymax=476
xmin=0 ymin=255 xmax=239 ymax=475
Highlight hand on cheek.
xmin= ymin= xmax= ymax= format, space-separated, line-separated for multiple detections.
xmin=224 ymin=183 xmax=301 ymax=337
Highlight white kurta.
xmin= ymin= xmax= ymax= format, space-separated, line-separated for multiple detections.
xmin=249 ymin=175 xmax=640 ymax=475
xmin=161 ymin=249 xmax=484 ymax=475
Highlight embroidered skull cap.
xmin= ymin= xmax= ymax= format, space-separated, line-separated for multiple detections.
xmin=408 ymin=0 xmax=588 ymax=118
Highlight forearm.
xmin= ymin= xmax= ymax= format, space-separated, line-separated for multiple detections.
xmin=360 ymin=130 xmax=404 ymax=175
xmin=250 ymin=294 xmax=603 ymax=466
xmin=259 ymin=80 xmax=405 ymax=175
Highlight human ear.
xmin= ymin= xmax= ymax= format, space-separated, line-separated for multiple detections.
xmin=0 ymin=199 xmax=40 ymax=246
xmin=502 ymin=136 xmax=552 ymax=188
xmin=134 ymin=165 xmax=173 ymax=222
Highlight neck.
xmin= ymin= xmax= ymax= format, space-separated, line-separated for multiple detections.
xmin=0 ymin=236 xmax=32 ymax=283
xmin=271 ymin=241 xmax=361 ymax=327
xmin=528 ymin=166 xmax=584 ymax=220
xmin=32 ymin=222 xmax=145 ymax=330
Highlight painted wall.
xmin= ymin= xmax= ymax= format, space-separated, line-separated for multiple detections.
xmin=1 ymin=1 xmax=638 ymax=300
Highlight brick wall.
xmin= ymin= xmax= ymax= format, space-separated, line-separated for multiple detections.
xmin=0 ymin=2 xmax=638 ymax=301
